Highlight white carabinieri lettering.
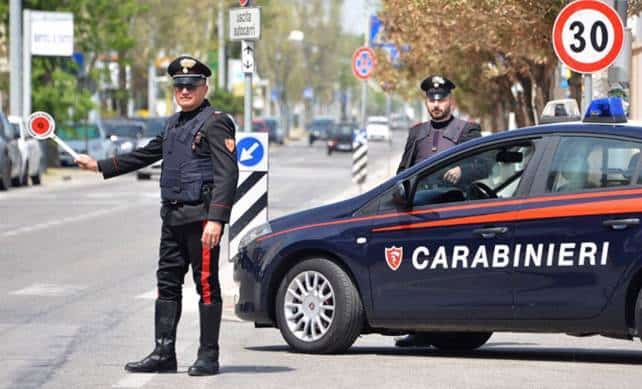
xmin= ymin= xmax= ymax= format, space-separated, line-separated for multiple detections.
xmin=409 ymin=241 xmax=611 ymax=271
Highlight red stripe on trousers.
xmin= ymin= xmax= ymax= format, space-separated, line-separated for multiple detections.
xmin=201 ymin=221 xmax=212 ymax=304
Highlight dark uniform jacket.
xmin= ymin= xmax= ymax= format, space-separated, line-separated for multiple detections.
xmin=397 ymin=117 xmax=481 ymax=174
xmin=98 ymin=100 xmax=238 ymax=226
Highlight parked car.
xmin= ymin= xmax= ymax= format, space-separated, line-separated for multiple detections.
xmin=253 ymin=117 xmax=285 ymax=145
xmin=8 ymin=115 xmax=43 ymax=186
xmin=233 ymin=97 xmax=642 ymax=354
xmin=101 ymin=119 xmax=145 ymax=155
xmin=0 ymin=112 xmax=23 ymax=189
xmin=307 ymin=117 xmax=336 ymax=145
xmin=390 ymin=113 xmax=411 ymax=131
xmin=136 ymin=117 xmax=168 ymax=180
xmin=56 ymin=122 xmax=116 ymax=166
xmin=326 ymin=122 xmax=357 ymax=154
xmin=366 ymin=116 xmax=391 ymax=141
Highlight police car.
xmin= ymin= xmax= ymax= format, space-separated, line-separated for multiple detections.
xmin=234 ymin=98 xmax=642 ymax=354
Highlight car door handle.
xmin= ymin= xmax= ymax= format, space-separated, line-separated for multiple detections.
xmin=473 ymin=226 xmax=509 ymax=239
xmin=602 ymin=218 xmax=640 ymax=230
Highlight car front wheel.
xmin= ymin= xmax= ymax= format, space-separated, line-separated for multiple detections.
xmin=275 ymin=258 xmax=364 ymax=354
xmin=430 ymin=332 xmax=492 ymax=351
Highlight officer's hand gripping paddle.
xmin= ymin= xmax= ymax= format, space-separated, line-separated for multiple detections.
xmin=27 ymin=112 xmax=79 ymax=161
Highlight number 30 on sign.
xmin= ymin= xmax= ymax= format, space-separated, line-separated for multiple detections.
xmin=552 ymin=0 xmax=624 ymax=74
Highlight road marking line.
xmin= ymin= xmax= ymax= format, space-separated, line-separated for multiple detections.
xmin=112 ymin=373 xmax=156 ymax=388
xmin=9 ymin=283 xmax=87 ymax=297
xmin=0 ymin=204 xmax=132 ymax=238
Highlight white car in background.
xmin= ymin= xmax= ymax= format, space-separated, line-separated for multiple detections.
xmin=8 ymin=116 xmax=43 ymax=186
xmin=366 ymin=116 xmax=391 ymax=141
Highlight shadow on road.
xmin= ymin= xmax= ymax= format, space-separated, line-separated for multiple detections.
xmin=219 ymin=365 xmax=295 ymax=374
xmin=245 ymin=343 xmax=642 ymax=365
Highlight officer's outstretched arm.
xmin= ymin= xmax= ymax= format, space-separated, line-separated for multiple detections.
xmin=97 ymin=135 xmax=163 ymax=179
xmin=205 ymin=115 xmax=239 ymax=223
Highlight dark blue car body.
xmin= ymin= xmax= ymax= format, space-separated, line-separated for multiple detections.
xmin=234 ymin=120 xmax=642 ymax=348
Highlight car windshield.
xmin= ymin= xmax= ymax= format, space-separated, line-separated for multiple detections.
xmin=57 ymin=124 xmax=101 ymax=140
xmin=310 ymin=120 xmax=334 ymax=131
xmin=264 ymin=119 xmax=279 ymax=132
xmin=334 ymin=125 xmax=354 ymax=136
xmin=142 ymin=118 xmax=167 ymax=137
xmin=103 ymin=122 xmax=142 ymax=137
xmin=368 ymin=120 xmax=388 ymax=125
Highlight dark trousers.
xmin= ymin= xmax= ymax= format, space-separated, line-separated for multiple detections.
xmin=157 ymin=221 xmax=222 ymax=305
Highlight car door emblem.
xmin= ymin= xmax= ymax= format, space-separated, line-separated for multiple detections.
xmin=385 ymin=246 xmax=403 ymax=271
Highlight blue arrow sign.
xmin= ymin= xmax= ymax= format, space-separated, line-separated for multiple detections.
xmin=237 ymin=136 xmax=264 ymax=167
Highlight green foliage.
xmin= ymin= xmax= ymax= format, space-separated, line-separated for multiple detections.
xmin=209 ymin=88 xmax=244 ymax=116
xmin=31 ymin=60 xmax=93 ymax=122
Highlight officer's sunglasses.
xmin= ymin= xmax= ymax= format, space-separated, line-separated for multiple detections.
xmin=174 ymin=84 xmax=201 ymax=92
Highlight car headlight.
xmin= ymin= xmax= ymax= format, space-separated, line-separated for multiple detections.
xmin=238 ymin=222 xmax=272 ymax=250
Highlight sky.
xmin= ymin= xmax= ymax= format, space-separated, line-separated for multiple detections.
xmin=341 ymin=0 xmax=380 ymax=36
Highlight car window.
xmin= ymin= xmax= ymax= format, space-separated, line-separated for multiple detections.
xmin=142 ymin=118 xmax=166 ymax=137
xmin=58 ymin=124 xmax=102 ymax=140
xmin=546 ymin=136 xmax=641 ymax=193
xmin=103 ymin=123 xmax=143 ymax=137
xmin=410 ymin=142 xmax=535 ymax=208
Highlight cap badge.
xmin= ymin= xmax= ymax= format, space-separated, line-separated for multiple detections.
xmin=180 ymin=58 xmax=196 ymax=74
xmin=433 ymin=76 xmax=445 ymax=85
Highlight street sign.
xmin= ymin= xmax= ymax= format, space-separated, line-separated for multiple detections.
xmin=26 ymin=111 xmax=79 ymax=160
xmin=239 ymin=0 xmax=249 ymax=6
xmin=236 ymin=132 xmax=268 ymax=171
xmin=552 ymin=0 xmax=624 ymax=74
xmin=241 ymin=41 xmax=255 ymax=74
xmin=29 ymin=11 xmax=74 ymax=57
xmin=229 ymin=7 xmax=261 ymax=41
xmin=352 ymin=47 xmax=377 ymax=80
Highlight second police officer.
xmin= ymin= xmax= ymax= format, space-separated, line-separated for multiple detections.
xmin=395 ymin=75 xmax=483 ymax=348
xmin=75 ymin=56 xmax=238 ymax=375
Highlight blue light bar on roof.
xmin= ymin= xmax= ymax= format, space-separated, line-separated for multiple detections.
xmin=583 ymin=97 xmax=627 ymax=123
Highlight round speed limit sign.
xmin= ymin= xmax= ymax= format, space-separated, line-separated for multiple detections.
xmin=552 ymin=0 xmax=624 ymax=74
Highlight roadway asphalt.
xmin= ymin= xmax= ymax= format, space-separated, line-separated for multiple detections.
xmin=2 ymin=135 xmax=642 ymax=389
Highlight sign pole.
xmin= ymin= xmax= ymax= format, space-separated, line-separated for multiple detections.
xmin=242 ymin=0 xmax=253 ymax=133
xmin=360 ymin=15 xmax=370 ymax=131
xmin=583 ymin=74 xmax=593 ymax=113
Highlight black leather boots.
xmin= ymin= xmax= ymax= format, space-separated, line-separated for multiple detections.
xmin=188 ymin=302 xmax=222 ymax=376
xmin=125 ymin=299 xmax=180 ymax=373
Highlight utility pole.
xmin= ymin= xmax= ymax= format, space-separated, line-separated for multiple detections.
xmin=609 ymin=0 xmax=630 ymax=87
xmin=9 ymin=0 xmax=21 ymax=117
xmin=218 ymin=1 xmax=225 ymax=90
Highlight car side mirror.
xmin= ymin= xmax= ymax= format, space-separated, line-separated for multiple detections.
xmin=392 ymin=181 xmax=409 ymax=209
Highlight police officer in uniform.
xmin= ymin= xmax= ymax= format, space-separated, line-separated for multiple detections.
xmin=397 ymin=75 xmax=482 ymax=180
xmin=75 ymin=55 xmax=238 ymax=375
xmin=395 ymin=75 xmax=482 ymax=348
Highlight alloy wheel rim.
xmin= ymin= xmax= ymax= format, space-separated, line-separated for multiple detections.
xmin=283 ymin=270 xmax=335 ymax=342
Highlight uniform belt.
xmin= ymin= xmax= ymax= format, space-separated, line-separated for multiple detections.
xmin=162 ymin=200 xmax=203 ymax=207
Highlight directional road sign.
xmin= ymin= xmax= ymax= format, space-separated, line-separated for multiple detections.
xmin=229 ymin=7 xmax=261 ymax=41
xmin=352 ymin=47 xmax=377 ymax=80
xmin=236 ymin=132 xmax=268 ymax=172
xmin=552 ymin=0 xmax=624 ymax=74
xmin=242 ymin=41 xmax=255 ymax=74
